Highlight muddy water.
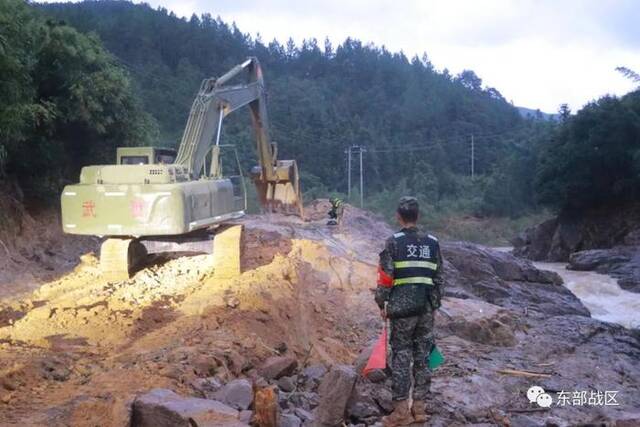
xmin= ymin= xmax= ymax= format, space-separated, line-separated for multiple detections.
xmin=491 ymin=247 xmax=640 ymax=329
xmin=535 ymin=262 xmax=640 ymax=329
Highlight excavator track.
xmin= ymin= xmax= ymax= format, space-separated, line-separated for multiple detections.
xmin=99 ymin=226 xmax=243 ymax=281
xmin=212 ymin=225 xmax=243 ymax=279
xmin=99 ymin=238 xmax=147 ymax=281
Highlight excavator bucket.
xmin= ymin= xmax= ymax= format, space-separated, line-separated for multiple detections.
xmin=252 ymin=159 xmax=304 ymax=218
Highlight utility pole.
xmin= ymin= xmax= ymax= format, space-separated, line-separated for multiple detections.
xmin=345 ymin=145 xmax=366 ymax=206
xmin=471 ymin=134 xmax=475 ymax=179
xmin=345 ymin=147 xmax=352 ymax=199
xmin=359 ymin=146 xmax=365 ymax=208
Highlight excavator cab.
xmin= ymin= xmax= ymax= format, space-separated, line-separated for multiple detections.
xmin=208 ymin=144 xmax=247 ymax=213
xmin=116 ymin=147 xmax=177 ymax=165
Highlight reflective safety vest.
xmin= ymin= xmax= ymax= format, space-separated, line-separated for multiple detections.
xmin=391 ymin=230 xmax=439 ymax=286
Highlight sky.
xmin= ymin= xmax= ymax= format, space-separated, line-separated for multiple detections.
xmin=43 ymin=0 xmax=640 ymax=113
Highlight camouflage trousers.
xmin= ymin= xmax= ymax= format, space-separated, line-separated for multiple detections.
xmin=389 ymin=306 xmax=434 ymax=401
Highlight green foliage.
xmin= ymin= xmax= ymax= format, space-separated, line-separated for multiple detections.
xmin=0 ymin=0 xmax=158 ymax=199
xmin=535 ymin=91 xmax=640 ymax=210
xmin=8 ymin=0 xmax=595 ymax=237
xmin=39 ymin=0 xmax=532 ymax=201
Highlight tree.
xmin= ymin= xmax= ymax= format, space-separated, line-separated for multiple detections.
xmin=536 ymin=91 xmax=640 ymax=210
xmin=558 ymin=103 xmax=571 ymax=121
xmin=456 ymin=70 xmax=482 ymax=91
xmin=616 ymin=66 xmax=640 ymax=86
xmin=0 ymin=0 xmax=157 ymax=199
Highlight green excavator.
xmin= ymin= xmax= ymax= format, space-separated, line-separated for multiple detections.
xmin=60 ymin=57 xmax=303 ymax=279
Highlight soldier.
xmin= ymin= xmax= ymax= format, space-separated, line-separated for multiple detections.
xmin=375 ymin=197 xmax=444 ymax=426
xmin=327 ymin=197 xmax=344 ymax=225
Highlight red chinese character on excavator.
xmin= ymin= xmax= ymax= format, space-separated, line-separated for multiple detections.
xmin=130 ymin=199 xmax=145 ymax=218
xmin=82 ymin=200 xmax=96 ymax=218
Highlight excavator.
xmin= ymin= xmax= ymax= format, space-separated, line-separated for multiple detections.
xmin=60 ymin=57 xmax=303 ymax=279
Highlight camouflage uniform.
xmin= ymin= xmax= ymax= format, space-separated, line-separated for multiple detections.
xmin=328 ymin=198 xmax=344 ymax=222
xmin=375 ymin=218 xmax=444 ymax=401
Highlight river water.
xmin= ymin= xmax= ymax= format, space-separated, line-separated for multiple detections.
xmin=492 ymin=247 xmax=640 ymax=329
xmin=533 ymin=262 xmax=640 ymax=329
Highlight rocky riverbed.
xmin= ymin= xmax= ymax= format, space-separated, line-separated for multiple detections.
xmin=513 ymin=205 xmax=640 ymax=294
xmin=0 ymin=200 xmax=639 ymax=426
xmin=535 ymin=262 xmax=640 ymax=330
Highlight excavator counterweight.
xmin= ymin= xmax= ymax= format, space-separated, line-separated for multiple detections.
xmin=61 ymin=58 xmax=303 ymax=278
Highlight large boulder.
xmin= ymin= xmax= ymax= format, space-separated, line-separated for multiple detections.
xmin=569 ymin=248 xmax=632 ymax=271
xmin=132 ymin=388 xmax=247 ymax=427
xmin=441 ymin=243 xmax=588 ymax=316
xmin=442 ymin=242 xmax=561 ymax=285
xmin=314 ymin=365 xmax=357 ymax=426
xmin=438 ymin=298 xmax=518 ymax=347
xmin=513 ymin=204 xmax=640 ymax=262
xmin=512 ymin=217 xmax=558 ymax=261
xmin=569 ymin=246 xmax=640 ymax=292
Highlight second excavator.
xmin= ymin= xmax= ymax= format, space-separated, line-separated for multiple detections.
xmin=60 ymin=57 xmax=303 ymax=279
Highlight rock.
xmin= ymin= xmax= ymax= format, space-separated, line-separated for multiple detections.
xmin=41 ymin=394 xmax=134 ymax=427
xmin=259 ymin=356 xmax=298 ymax=380
xmin=280 ymin=413 xmax=302 ymax=427
xmin=223 ymin=349 xmax=249 ymax=376
xmin=513 ymin=218 xmax=558 ymax=261
xmin=278 ymin=392 xmax=292 ymax=411
xmin=212 ymin=379 xmax=253 ymax=410
xmin=371 ymin=387 xmax=392 ymax=413
xmin=191 ymin=377 xmax=223 ymax=396
xmin=239 ymin=410 xmax=253 ymax=424
xmin=302 ymin=365 xmax=327 ymax=382
xmin=443 ymin=242 xmax=561 ymax=285
xmin=569 ymin=247 xmax=632 ymax=271
xmin=225 ymin=295 xmax=240 ymax=308
xmin=624 ymin=229 xmax=640 ymax=245
xmin=365 ymin=369 xmax=386 ymax=383
xmin=294 ymin=407 xmax=314 ymax=423
xmin=190 ymin=354 xmax=218 ymax=377
xmin=132 ymin=388 xmax=246 ymax=427
xmin=442 ymin=243 xmax=588 ymax=317
xmin=277 ymin=376 xmax=296 ymax=392
xmin=289 ymin=391 xmax=319 ymax=410
xmin=569 ymin=246 xmax=640 ymax=292
xmin=513 ymin=204 xmax=640 ymax=262
xmin=346 ymin=382 xmax=381 ymax=422
xmin=353 ymin=341 xmax=377 ymax=375
xmin=275 ymin=342 xmax=288 ymax=353
xmin=439 ymin=298 xmax=518 ymax=347
xmin=314 ymin=365 xmax=357 ymax=426
xmin=41 ymin=357 xmax=71 ymax=382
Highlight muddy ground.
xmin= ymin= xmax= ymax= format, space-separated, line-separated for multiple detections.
xmin=0 ymin=200 xmax=639 ymax=426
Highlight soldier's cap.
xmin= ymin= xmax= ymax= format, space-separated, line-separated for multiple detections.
xmin=397 ymin=196 xmax=419 ymax=211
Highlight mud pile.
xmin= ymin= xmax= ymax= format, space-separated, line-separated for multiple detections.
xmin=0 ymin=200 xmax=638 ymax=426
xmin=0 ymin=186 xmax=96 ymax=299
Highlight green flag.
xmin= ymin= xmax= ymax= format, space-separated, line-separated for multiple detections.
xmin=428 ymin=345 xmax=444 ymax=370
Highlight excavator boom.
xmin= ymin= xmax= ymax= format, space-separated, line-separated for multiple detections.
xmin=175 ymin=57 xmax=303 ymax=216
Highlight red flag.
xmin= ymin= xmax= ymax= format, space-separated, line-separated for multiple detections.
xmin=362 ymin=326 xmax=387 ymax=377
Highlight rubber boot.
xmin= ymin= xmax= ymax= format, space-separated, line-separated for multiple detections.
xmin=382 ymin=399 xmax=414 ymax=427
xmin=411 ymin=400 xmax=429 ymax=423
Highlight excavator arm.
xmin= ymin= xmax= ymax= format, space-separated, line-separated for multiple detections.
xmin=175 ymin=57 xmax=303 ymax=216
